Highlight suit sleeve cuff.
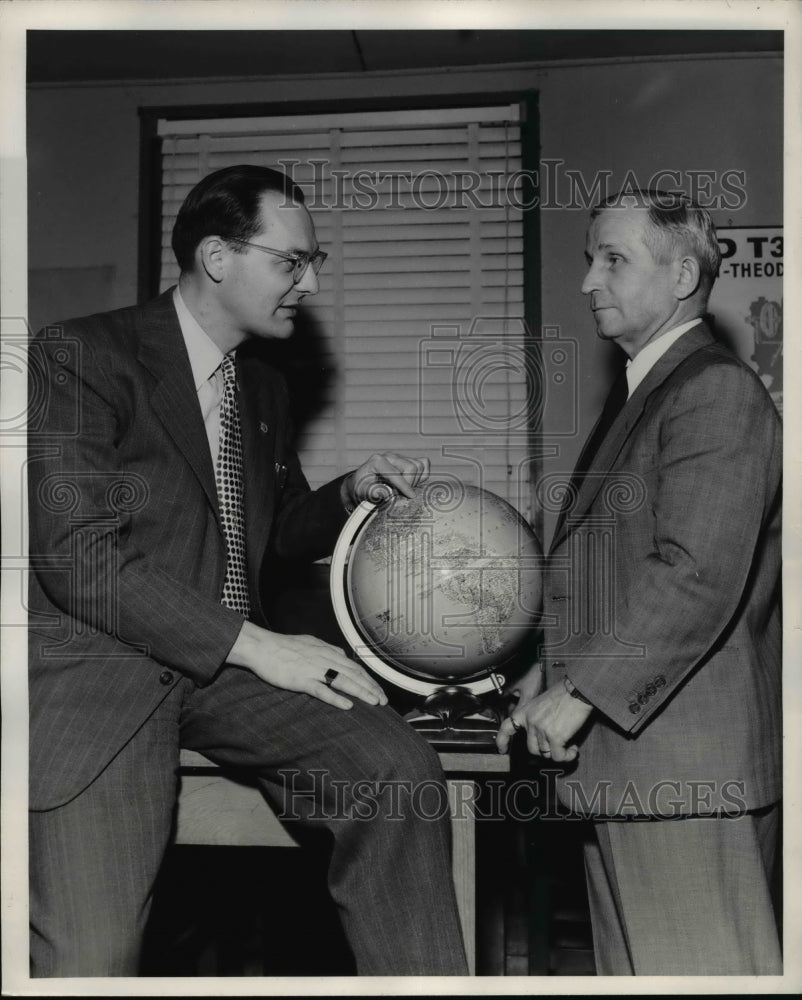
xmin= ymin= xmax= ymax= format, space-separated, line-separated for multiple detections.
xmin=340 ymin=473 xmax=357 ymax=513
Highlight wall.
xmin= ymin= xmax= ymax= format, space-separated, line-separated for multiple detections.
xmin=27 ymin=53 xmax=782 ymax=538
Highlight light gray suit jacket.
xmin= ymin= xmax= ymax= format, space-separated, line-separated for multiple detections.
xmin=542 ymin=323 xmax=781 ymax=817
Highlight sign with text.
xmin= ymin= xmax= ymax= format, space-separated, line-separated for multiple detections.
xmin=709 ymin=227 xmax=783 ymax=415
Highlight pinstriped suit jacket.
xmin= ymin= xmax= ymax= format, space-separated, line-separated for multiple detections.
xmin=28 ymin=289 xmax=348 ymax=811
xmin=542 ymin=323 xmax=782 ymax=816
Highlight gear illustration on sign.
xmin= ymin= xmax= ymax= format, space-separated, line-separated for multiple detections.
xmin=747 ymin=296 xmax=782 ymax=393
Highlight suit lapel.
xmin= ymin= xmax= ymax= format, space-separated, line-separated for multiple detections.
xmin=136 ymin=290 xmax=220 ymax=517
xmin=550 ymin=323 xmax=716 ymax=552
xmin=136 ymin=293 xmax=283 ymax=623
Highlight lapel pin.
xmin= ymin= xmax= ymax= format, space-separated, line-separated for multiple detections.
xmin=259 ymin=421 xmax=269 ymax=434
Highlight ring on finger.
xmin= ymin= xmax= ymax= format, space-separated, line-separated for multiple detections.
xmin=323 ymin=668 xmax=339 ymax=688
xmin=540 ymin=748 xmax=552 ymax=757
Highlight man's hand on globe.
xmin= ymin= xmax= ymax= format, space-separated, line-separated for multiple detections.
xmin=345 ymin=452 xmax=430 ymax=505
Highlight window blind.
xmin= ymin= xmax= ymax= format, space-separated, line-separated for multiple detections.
xmin=157 ymin=106 xmax=532 ymax=517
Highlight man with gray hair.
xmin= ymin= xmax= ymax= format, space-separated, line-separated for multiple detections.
xmin=499 ymin=190 xmax=782 ymax=974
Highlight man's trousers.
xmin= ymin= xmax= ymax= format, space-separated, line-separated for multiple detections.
xmin=30 ymin=666 xmax=468 ymax=977
xmin=584 ymin=805 xmax=782 ymax=975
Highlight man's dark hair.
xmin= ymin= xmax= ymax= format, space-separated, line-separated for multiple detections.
xmin=590 ymin=188 xmax=722 ymax=296
xmin=171 ymin=164 xmax=306 ymax=273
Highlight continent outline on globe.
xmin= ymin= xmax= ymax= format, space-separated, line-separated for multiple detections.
xmin=330 ymin=479 xmax=544 ymax=697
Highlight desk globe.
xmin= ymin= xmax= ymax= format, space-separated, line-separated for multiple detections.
xmin=330 ymin=479 xmax=542 ymax=746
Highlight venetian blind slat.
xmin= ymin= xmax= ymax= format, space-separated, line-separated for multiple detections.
xmin=158 ymin=106 xmax=530 ymax=513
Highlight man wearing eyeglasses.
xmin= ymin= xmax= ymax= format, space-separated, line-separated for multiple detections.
xmin=27 ymin=165 xmax=468 ymax=977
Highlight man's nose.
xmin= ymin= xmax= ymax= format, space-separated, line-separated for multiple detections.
xmin=581 ymin=261 xmax=600 ymax=296
xmin=296 ymin=262 xmax=319 ymax=295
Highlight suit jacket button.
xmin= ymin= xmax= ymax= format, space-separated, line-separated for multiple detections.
xmin=655 ymin=675 xmax=666 ymax=688
xmin=629 ymin=702 xmax=641 ymax=714
xmin=159 ymin=670 xmax=174 ymax=686
xmin=645 ymin=682 xmax=657 ymax=697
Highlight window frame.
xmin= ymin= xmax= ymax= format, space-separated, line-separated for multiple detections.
xmin=138 ymin=91 xmax=542 ymax=532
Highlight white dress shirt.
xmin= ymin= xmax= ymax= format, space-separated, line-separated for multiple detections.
xmin=173 ymin=286 xmax=227 ymax=466
xmin=625 ymin=319 xmax=701 ymax=398
xmin=174 ymin=286 xmax=357 ymax=513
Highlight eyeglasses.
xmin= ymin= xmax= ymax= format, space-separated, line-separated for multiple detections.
xmin=228 ymin=237 xmax=327 ymax=284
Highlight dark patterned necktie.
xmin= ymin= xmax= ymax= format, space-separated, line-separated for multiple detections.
xmin=571 ymin=368 xmax=630 ymax=481
xmin=216 ymin=354 xmax=250 ymax=616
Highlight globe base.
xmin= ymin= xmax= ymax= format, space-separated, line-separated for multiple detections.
xmin=404 ymin=686 xmax=502 ymax=751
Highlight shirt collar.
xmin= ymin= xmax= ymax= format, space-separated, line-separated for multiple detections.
xmin=173 ymin=285 xmax=225 ymax=391
xmin=625 ymin=319 xmax=702 ymax=398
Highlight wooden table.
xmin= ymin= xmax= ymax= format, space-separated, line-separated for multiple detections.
xmin=176 ymin=748 xmax=510 ymax=973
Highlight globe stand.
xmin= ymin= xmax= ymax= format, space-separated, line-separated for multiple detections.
xmin=404 ymin=684 xmax=503 ymax=750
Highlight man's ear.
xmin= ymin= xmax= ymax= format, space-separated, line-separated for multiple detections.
xmin=198 ymin=236 xmax=226 ymax=283
xmin=675 ymin=254 xmax=701 ymax=300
